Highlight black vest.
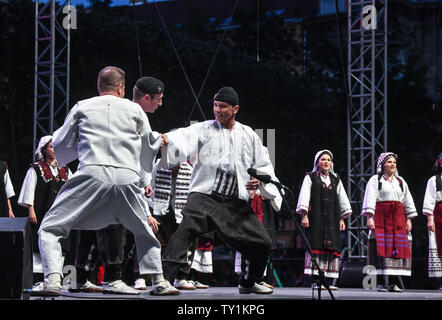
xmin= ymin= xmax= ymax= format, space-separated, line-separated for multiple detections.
xmin=436 ymin=173 xmax=442 ymax=192
xmin=0 ymin=162 xmax=9 ymax=217
xmin=306 ymin=171 xmax=342 ymax=253
xmin=30 ymin=162 xmax=68 ymax=253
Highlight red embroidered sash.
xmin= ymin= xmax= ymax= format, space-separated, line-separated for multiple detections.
xmin=38 ymin=161 xmax=68 ymax=182
xmin=250 ymin=194 xmax=263 ymax=224
xmin=374 ymin=201 xmax=411 ymax=259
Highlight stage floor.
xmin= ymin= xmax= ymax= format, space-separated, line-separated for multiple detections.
xmin=29 ymin=286 xmax=442 ymax=300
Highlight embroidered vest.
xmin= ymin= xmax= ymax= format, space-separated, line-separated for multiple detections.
xmin=32 ymin=161 xmax=68 ymax=225
xmin=307 ymin=171 xmax=342 ymax=252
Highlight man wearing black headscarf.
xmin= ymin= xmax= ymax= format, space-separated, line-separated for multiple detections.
xmin=159 ymin=86 xmax=282 ymax=294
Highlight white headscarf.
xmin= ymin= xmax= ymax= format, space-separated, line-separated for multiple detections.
xmin=313 ymin=149 xmax=335 ymax=175
xmin=35 ymin=135 xmax=53 ymax=162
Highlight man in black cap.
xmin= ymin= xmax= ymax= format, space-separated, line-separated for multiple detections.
xmin=133 ymin=76 xmax=165 ymax=114
xmin=70 ymin=76 xmax=168 ymax=295
xmin=158 ymin=86 xmax=282 ymax=294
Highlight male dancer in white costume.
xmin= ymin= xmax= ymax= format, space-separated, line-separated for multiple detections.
xmin=38 ymin=66 xmax=178 ymax=296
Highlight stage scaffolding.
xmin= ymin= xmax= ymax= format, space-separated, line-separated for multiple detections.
xmin=346 ymin=0 xmax=388 ymax=258
xmin=33 ymin=0 xmax=70 ymax=161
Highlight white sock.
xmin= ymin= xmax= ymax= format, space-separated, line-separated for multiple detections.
xmin=152 ymin=274 xmax=165 ymax=286
xmin=46 ymin=273 xmax=61 ymax=281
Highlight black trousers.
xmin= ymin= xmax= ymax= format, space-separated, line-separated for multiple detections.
xmin=152 ymin=207 xmax=197 ymax=278
xmin=162 ymin=192 xmax=272 ymax=286
xmin=75 ymin=224 xmax=127 ymax=283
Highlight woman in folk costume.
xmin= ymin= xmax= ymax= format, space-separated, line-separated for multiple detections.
xmin=187 ymin=234 xmax=214 ymax=289
xmin=0 ymin=160 xmax=16 ymax=218
xmin=423 ymin=152 xmax=442 ymax=285
xmin=149 ymin=159 xmax=213 ymax=290
xmin=17 ymin=135 xmax=72 ymax=286
xmin=296 ymin=150 xmax=352 ymax=290
xmin=362 ymin=152 xmax=417 ymax=292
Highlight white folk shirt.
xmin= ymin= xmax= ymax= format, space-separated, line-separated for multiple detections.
xmin=296 ymin=172 xmax=352 ymax=218
xmin=17 ymin=165 xmax=72 ymax=207
xmin=362 ymin=174 xmax=417 ymax=218
xmin=51 ymin=95 xmax=161 ymax=175
xmin=4 ymin=169 xmax=15 ymax=199
xmin=422 ymin=175 xmax=442 ymax=216
xmin=160 ymin=120 xmax=282 ymax=211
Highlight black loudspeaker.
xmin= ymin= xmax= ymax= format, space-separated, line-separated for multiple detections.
xmin=339 ymin=259 xmax=367 ymax=288
xmin=0 ymin=218 xmax=33 ymax=299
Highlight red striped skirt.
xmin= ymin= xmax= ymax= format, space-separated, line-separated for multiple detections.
xmin=374 ymin=201 xmax=411 ymax=259
xmin=434 ymin=202 xmax=442 ymax=256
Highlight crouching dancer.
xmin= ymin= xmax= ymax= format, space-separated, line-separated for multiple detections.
xmin=160 ymin=86 xmax=282 ymax=294
xmin=37 ymin=66 xmax=179 ymax=296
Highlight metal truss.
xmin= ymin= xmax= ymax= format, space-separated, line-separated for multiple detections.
xmin=34 ymin=0 xmax=70 ymax=161
xmin=346 ymin=0 xmax=388 ymax=258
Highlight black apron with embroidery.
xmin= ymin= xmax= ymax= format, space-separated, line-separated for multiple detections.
xmin=31 ymin=162 xmax=68 ymax=253
xmin=306 ymin=171 xmax=342 ymax=253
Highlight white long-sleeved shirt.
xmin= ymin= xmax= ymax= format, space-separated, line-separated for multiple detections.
xmin=296 ymin=173 xmax=352 ymax=218
xmin=362 ymin=174 xmax=417 ymax=218
xmin=160 ymin=120 xmax=282 ymax=211
xmin=422 ymin=175 xmax=442 ymax=216
xmin=4 ymin=169 xmax=15 ymax=199
xmin=17 ymin=165 xmax=72 ymax=207
xmin=52 ymin=95 xmax=161 ymax=175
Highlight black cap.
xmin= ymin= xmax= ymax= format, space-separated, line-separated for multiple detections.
xmin=135 ymin=77 xmax=164 ymax=95
xmin=213 ymin=86 xmax=239 ymax=106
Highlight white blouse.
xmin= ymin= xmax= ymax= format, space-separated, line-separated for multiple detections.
xmin=3 ymin=169 xmax=15 ymax=199
xmin=296 ymin=173 xmax=352 ymax=218
xmin=422 ymin=175 xmax=442 ymax=216
xmin=17 ymin=165 xmax=72 ymax=207
xmin=362 ymin=174 xmax=417 ymax=218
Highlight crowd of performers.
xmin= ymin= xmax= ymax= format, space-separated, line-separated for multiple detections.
xmin=0 ymin=65 xmax=441 ymax=296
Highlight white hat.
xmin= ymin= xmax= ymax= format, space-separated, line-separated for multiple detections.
xmin=313 ymin=149 xmax=335 ymax=174
xmin=35 ymin=135 xmax=53 ymax=161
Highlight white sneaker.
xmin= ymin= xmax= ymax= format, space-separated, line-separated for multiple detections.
xmin=239 ymin=282 xmax=273 ymax=294
xmin=191 ymin=280 xmax=210 ymax=289
xmin=134 ymin=278 xmax=147 ymax=290
xmin=174 ymin=279 xmax=196 ymax=290
xmin=70 ymin=280 xmax=102 ymax=293
xmin=32 ymin=282 xmax=44 ymax=291
xmin=312 ymin=283 xmax=338 ymax=291
xmin=150 ymin=280 xmax=181 ymax=296
xmin=259 ymin=281 xmax=274 ymax=289
xmin=388 ymin=284 xmax=403 ymax=292
xmin=43 ymin=273 xmax=62 ymax=296
xmin=30 ymin=282 xmax=44 ymax=296
xmin=102 ymin=280 xmax=140 ymax=295
xmin=311 ymin=283 xmax=326 ymax=290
